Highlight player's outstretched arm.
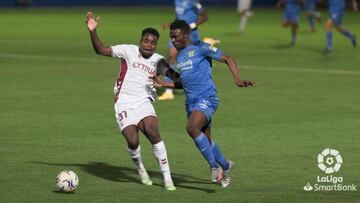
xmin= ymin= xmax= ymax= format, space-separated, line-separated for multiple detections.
xmin=187 ymin=2 xmax=208 ymax=30
xmin=196 ymin=9 xmax=208 ymax=27
xmin=86 ymin=11 xmax=112 ymax=57
xmin=220 ymin=55 xmax=256 ymax=88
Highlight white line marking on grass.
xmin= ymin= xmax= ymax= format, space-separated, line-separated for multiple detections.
xmin=241 ymin=65 xmax=360 ymax=76
xmin=1 ymin=53 xmax=359 ymax=76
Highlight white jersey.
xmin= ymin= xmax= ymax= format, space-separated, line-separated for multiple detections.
xmin=238 ymin=0 xmax=252 ymax=12
xmin=111 ymin=44 xmax=163 ymax=104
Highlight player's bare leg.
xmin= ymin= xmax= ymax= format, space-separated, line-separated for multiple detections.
xmin=139 ymin=116 xmax=176 ymax=191
xmin=282 ymin=21 xmax=297 ymax=45
xmin=305 ymin=11 xmax=321 ymax=32
xmin=336 ymin=24 xmax=357 ymax=48
xmin=122 ymin=126 xmax=153 ymax=186
xmin=290 ymin=23 xmax=298 ymax=46
xmin=239 ymin=10 xmax=252 ymax=32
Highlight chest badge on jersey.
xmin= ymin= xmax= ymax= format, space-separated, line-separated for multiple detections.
xmin=188 ymin=50 xmax=195 ymax=57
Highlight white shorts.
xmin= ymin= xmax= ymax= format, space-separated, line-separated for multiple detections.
xmin=238 ymin=0 xmax=251 ymax=13
xmin=114 ymin=100 xmax=157 ymax=132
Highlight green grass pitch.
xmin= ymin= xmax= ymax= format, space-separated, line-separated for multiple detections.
xmin=0 ymin=7 xmax=359 ymax=203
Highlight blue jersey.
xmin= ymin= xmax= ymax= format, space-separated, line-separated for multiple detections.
xmin=329 ymin=0 xmax=345 ymax=12
xmin=328 ymin=0 xmax=346 ymax=25
xmin=283 ymin=0 xmax=301 ymax=22
xmin=284 ymin=0 xmax=301 ymax=13
xmin=175 ymin=0 xmax=204 ymax=42
xmin=176 ymin=41 xmax=223 ymax=104
xmin=175 ymin=0 xmax=203 ymax=25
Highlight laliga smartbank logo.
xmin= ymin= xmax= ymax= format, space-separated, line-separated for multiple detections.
xmin=317 ymin=148 xmax=342 ymax=174
xmin=303 ymin=148 xmax=357 ymax=192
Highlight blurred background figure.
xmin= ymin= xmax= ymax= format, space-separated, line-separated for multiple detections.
xmin=323 ymin=0 xmax=358 ymax=54
xmin=303 ymin=0 xmax=321 ymax=32
xmin=15 ymin=0 xmax=31 ymax=8
xmin=277 ymin=0 xmax=302 ymax=46
xmin=159 ymin=0 xmax=209 ymax=101
xmin=237 ymin=0 xmax=253 ymax=32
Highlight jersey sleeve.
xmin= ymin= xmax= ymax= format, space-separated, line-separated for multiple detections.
xmin=194 ymin=1 xmax=204 ymax=13
xmin=153 ymin=53 xmax=165 ymax=63
xmin=199 ymin=42 xmax=224 ymax=61
xmin=111 ymin=44 xmax=128 ymax=59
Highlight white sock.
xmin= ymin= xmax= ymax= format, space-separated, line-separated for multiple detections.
xmin=165 ymin=88 xmax=173 ymax=94
xmin=152 ymin=141 xmax=172 ymax=183
xmin=240 ymin=16 xmax=248 ymax=31
xmin=128 ymin=146 xmax=145 ymax=172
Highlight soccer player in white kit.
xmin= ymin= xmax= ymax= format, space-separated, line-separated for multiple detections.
xmin=238 ymin=0 xmax=253 ymax=32
xmin=86 ymin=11 xmax=176 ymax=191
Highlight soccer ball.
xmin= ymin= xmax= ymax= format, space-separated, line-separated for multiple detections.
xmin=56 ymin=170 xmax=79 ymax=192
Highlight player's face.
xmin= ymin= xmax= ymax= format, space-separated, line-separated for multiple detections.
xmin=139 ymin=33 xmax=158 ymax=58
xmin=170 ymin=28 xmax=188 ymax=50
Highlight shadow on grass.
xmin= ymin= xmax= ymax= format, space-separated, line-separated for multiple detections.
xmin=52 ymin=190 xmax=76 ymax=194
xmin=33 ymin=161 xmax=216 ymax=193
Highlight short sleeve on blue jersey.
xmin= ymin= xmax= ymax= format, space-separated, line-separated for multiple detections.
xmin=195 ymin=2 xmax=204 ymax=13
xmin=198 ymin=41 xmax=224 ymax=61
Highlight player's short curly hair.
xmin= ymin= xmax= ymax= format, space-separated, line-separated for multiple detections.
xmin=142 ymin=27 xmax=160 ymax=39
xmin=170 ymin=20 xmax=190 ymax=34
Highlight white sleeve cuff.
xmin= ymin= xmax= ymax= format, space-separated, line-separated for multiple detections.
xmin=189 ymin=22 xmax=197 ymax=29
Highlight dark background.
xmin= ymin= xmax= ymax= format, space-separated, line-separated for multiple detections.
xmin=1 ymin=0 xmax=278 ymax=7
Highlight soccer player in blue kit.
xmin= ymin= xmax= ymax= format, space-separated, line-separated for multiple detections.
xmin=159 ymin=0 xmax=209 ymax=101
xmin=155 ymin=20 xmax=256 ymax=187
xmin=324 ymin=0 xmax=358 ymax=54
xmin=304 ymin=0 xmax=321 ymax=32
xmin=277 ymin=0 xmax=302 ymax=45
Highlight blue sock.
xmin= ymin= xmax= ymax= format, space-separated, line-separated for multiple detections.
xmin=326 ymin=32 xmax=332 ymax=49
xmin=307 ymin=16 xmax=315 ymax=30
xmin=342 ymin=30 xmax=355 ymax=41
xmin=194 ymin=133 xmax=217 ymax=168
xmin=211 ymin=141 xmax=229 ymax=170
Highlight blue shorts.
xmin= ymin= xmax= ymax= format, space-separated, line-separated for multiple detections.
xmin=283 ymin=10 xmax=300 ymax=23
xmin=186 ymin=96 xmax=219 ymax=124
xmin=329 ymin=9 xmax=343 ymax=26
